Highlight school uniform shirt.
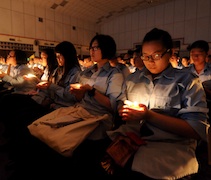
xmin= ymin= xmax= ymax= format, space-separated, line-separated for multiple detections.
xmin=189 ymin=63 xmax=211 ymax=102
xmin=2 ymin=64 xmax=38 ymax=94
xmin=107 ymin=65 xmax=209 ymax=180
xmin=189 ymin=62 xmax=211 ymax=83
xmin=77 ymin=62 xmax=124 ymax=140
xmin=40 ymin=66 xmax=50 ymax=81
xmin=31 ymin=66 xmax=81 ymax=108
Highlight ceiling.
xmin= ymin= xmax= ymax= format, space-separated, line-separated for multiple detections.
xmin=22 ymin=0 xmax=173 ymax=24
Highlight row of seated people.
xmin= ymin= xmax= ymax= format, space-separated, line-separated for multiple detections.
xmin=0 ymin=28 xmax=210 ymax=180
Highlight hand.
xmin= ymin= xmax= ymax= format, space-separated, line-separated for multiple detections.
xmin=69 ymin=84 xmax=92 ymax=101
xmin=0 ymin=71 xmax=6 ymax=78
xmin=33 ymin=67 xmax=44 ymax=76
xmin=36 ymin=81 xmax=50 ymax=89
xmin=27 ymin=90 xmax=39 ymax=95
xmin=119 ymin=103 xmax=148 ymax=121
xmin=23 ymin=74 xmax=39 ymax=82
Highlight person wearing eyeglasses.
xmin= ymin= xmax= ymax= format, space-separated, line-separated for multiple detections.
xmin=100 ymin=28 xmax=209 ymax=179
xmin=187 ymin=40 xmax=211 ymax=123
xmin=7 ymin=34 xmax=124 ymax=179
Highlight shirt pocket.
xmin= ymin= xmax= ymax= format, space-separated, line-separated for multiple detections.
xmin=152 ymin=96 xmax=171 ymax=109
xmin=151 ymin=94 xmax=181 ymax=110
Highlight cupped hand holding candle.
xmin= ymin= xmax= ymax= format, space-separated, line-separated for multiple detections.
xmin=36 ymin=81 xmax=49 ymax=89
xmin=124 ymin=100 xmax=144 ymax=111
xmin=70 ymin=83 xmax=82 ymax=89
xmin=25 ymin=73 xmax=37 ymax=78
xmin=23 ymin=73 xmax=40 ymax=82
xmin=37 ymin=81 xmax=48 ymax=86
xmin=0 ymin=71 xmax=5 ymax=78
xmin=120 ymin=100 xmax=147 ymax=121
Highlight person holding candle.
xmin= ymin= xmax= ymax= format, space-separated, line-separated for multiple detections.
xmin=0 ymin=41 xmax=82 ymax=179
xmin=99 ymin=28 xmax=209 ymax=179
xmin=1 ymin=41 xmax=81 ymax=111
xmin=32 ymin=48 xmax=58 ymax=81
xmin=1 ymin=34 xmax=124 ymax=179
xmin=0 ymin=49 xmax=38 ymax=96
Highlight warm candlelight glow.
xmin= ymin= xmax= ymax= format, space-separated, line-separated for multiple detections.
xmin=124 ymin=100 xmax=144 ymax=111
xmin=70 ymin=83 xmax=81 ymax=89
xmin=26 ymin=73 xmax=36 ymax=78
xmin=38 ymin=81 xmax=47 ymax=85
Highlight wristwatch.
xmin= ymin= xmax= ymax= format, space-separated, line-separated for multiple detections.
xmin=88 ymin=88 xmax=96 ymax=97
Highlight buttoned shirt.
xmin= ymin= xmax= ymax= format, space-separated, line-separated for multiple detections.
xmin=2 ymin=64 xmax=38 ymax=94
xmin=189 ymin=63 xmax=211 ymax=102
xmin=189 ymin=63 xmax=211 ymax=82
xmin=107 ymin=65 xmax=209 ymax=179
xmin=78 ymin=62 xmax=124 ymax=140
xmin=32 ymin=66 xmax=81 ymax=108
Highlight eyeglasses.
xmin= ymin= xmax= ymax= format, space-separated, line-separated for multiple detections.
xmin=141 ymin=49 xmax=170 ymax=61
xmin=89 ymin=46 xmax=100 ymax=51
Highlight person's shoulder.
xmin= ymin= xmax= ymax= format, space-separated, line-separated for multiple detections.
xmin=174 ymin=65 xmax=192 ymax=73
xmin=163 ymin=66 xmax=197 ymax=85
xmin=172 ymin=66 xmax=200 ymax=87
xmin=206 ymin=62 xmax=211 ymax=69
xmin=105 ymin=63 xmax=122 ymax=74
xmin=70 ymin=65 xmax=82 ymax=72
xmin=116 ymin=63 xmax=128 ymax=70
xmin=126 ymin=68 xmax=143 ymax=81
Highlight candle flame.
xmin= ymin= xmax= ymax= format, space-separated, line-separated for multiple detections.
xmin=26 ymin=73 xmax=36 ymax=78
xmin=124 ymin=100 xmax=143 ymax=111
xmin=70 ymin=83 xmax=81 ymax=89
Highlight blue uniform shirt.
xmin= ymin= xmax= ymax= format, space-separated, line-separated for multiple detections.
xmin=107 ymin=65 xmax=209 ymax=179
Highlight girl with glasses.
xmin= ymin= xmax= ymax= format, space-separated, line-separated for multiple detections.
xmin=101 ymin=28 xmax=209 ymax=179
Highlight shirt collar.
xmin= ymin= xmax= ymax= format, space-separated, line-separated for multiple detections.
xmin=143 ymin=64 xmax=175 ymax=80
xmin=90 ymin=61 xmax=111 ymax=73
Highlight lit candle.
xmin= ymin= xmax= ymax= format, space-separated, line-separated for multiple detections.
xmin=26 ymin=73 xmax=36 ymax=78
xmin=38 ymin=81 xmax=47 ymax=85
xmin=70 ymin=83 xmax=81 ymax=89
xmin=124 ymin=100 xmax=144 ymax=111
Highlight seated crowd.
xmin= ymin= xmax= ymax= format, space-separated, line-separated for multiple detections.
xmin=0 ymin=28 xmax=210 ymax=180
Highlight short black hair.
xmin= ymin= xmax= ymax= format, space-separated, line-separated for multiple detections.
xmin=89 ymin=34 xmax=116 ymax=59
xmin=14 ymin=49 xmax=27 ymax=64
xmin=187 ymin=40 xmax=209 ymax=53
xmin=142 ymin=28 xmax=173 ymax=50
